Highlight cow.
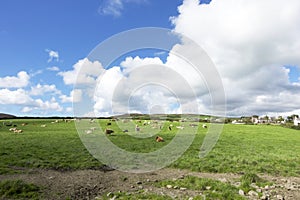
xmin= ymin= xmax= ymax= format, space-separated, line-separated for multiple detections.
xmin=156 ymin=136 xmax=164 ymax=142
xmin=105 ymin=129 xmax=114 ymax=135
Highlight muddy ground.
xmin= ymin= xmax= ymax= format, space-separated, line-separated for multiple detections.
xmin=0 ymin=168 xmax=299 ymax=200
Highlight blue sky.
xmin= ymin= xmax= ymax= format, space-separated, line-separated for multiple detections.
xmin=1 ymin=0 xmax=300 ymax=117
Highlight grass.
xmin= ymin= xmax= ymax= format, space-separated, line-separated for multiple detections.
xmin=156 ymin=175 xmax=246 ymax=200
xmin=0 ymin=179 xmax=40 ymax=199
xmin=239 ymin=173 xmax=272 ymax=193
xmin=100 ymin=191 xmax=173 ymax=200
xmin=0 ymin=119 xmax=299 ymax=176
xmin=0 ymin=119 xmax=100 ymax=174
xmin=171 ymin=124 xmax=300 ymax=176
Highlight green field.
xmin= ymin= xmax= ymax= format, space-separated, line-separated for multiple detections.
xmin=0 ymin=119 xmax=299 ymax=176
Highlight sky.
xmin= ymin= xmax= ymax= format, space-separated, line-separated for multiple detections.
xmin=0 ymin=0 xmax=300 ymax=117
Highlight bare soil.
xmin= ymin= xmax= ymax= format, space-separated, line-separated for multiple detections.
xmin=0 ymin=168 xmax=299 ymax=200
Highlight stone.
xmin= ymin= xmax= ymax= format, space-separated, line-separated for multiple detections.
xmin=166 ymin=185 xmax=172 ymax=189
xmin=276 ymin=195 xmax=284 ymax=200
xmin=260 ymin=195 xmax=267 ymax=200
xmin=173 ymin=185 xmax=179 ymax=189
xmin=218 ymin=178 xmax=227 ymax=183
xmin=180 ymin=187 xmax=187 ymax=191
xmin=206 ymin=186 xmax=211 ymax=190
xmin=238 ymin=189 xmax=245 ymax=196
xmin=136 ymin=181 xmax=142 ymax=185
xmin=256 ymin=188 xmax=262 ymax=193
xmin=265 ymin=185 xmax=270 ymax=190
xmin=248 ymin=190 xmax=259 ymax=196
xmin=107 ymin=192 xmax=113 ymax=197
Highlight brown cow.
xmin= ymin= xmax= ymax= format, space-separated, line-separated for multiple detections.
xmin=156 ymin=136 xmax=164 ymax=142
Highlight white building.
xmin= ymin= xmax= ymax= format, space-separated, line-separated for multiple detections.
xmin=294 ymin=117 xmax=300 ymax=126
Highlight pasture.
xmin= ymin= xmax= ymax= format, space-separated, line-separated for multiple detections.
xmin=0 ymin=118 xmax=299 ymax=199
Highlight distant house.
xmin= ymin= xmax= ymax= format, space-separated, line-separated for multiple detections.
xmin=294 ymin=117 xmax=300 ymax=126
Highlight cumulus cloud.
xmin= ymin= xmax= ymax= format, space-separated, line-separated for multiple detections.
xmin=47 ymin=66 xmax=60 ymax=71
xmin=46 ymin=49 xmax=59 ymax=63
xmin=0 ymin=71 xmax=30 ymax=88
xmin=91 ymin=55 xmax=201 ymax=116
xmin=21 ymin=97 xmax=63 ymax=113
xmin=72 ymin=0 xmax=300 ymax=117
xmin=58 ymin=58 xmax=104 ymax=85
xmin=98 ymin=0 xmax=148 ymax=17
xmin=0 ymin=88 xmax=63 ymax=114
xmin=60 ymin=89 xmax=83 ymax=103
xmin=0 ymin=88 xmax=33 ymax=105
xmin=170 ymin=0 xmax=300 ymax=116
xmin=30 ymin=84 xmax=61 ymax=96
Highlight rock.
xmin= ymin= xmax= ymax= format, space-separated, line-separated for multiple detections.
xmin=110 ymin=196 xmax=117 ymax=200
xmin=218 ymin=178 xmax=227 ymax=183
xmin=276 ymin=195 xmax=284 ymax=200
xmin=256 ymin=188 xmax=262 ymax=193
xmin=180 ymin=187 xmax=187 ymax=191
xmin=265 ymin=185 xmax=270 ymax=190
xmin=233 ymin=182 xmax=241 ymax=187
xmin=136 ymin=181 xmax=142 ymax=185
xmin=146 ymin=179 xmax=150 ymax=182
xmin=173 ymin=185 xmax=179 ymax=189
xmin=166 ymin=185 xmax=173 ymax=189
xmin=248 ymin=190 xmax=259 ymax=196
xmin=206 ymin=186 xmax=211 ymax=190
xmin=107 ymin=192 xmax=113 ymax=197
xmin=260 ymin=195 xmax=267 ymax=200
xmin=238 ymin=189 xmax=245 ymax=196
xmin=138 ymin=185 xmax=143 ymax=189
xmin=188 ymin=197 xmax=193 ymax=200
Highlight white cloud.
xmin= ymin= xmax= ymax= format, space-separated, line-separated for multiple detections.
xmin=0 ymin=71 xmax=30 ymax=88
xmin=46 ymin=49 xmax=59 ymax=63
xmin=47 ymin=66 xmax=60 ymax=71
xmin=60 ymin=89 xmax=83 ymax=103
xmin=30 ymin=84 xmax=61 ymax=96
xmin=98 ymin=0 xmax=148 ymax=17
xmin=21 ymin=97 xmax=63 ymax=113
xmin=58 ymin=58 xmax=104 ymax=85
xmin=0 ymin=88 xmax=33 ymax=105
xmin=170 ymin=0 xmax=300 ymax=116
xmin=0 ymin=88 xmax=63 ymax=114
xmin=92 ymin=55 xmax=201 ymax=116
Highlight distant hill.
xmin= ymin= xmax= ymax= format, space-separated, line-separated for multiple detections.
xmin=0 ymin=113 xmax=16 ymax=119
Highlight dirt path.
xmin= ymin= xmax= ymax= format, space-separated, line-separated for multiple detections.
xmin=0 ymin=168 xmax=299 ymax=200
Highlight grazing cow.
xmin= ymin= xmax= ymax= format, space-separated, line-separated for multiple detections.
xmin=168 ymin=126 xmax=172 ymax=131
xmin=21 ymin=123 xmax=28 ymax=126
xmin=14 ymin=129 xmax=23 ymax=134
xmin=202 ymin=124 xmax=207 ymax=128
xmin=105 ymin=129 xmax=114 ymax=135
xmin=156 ymin=136 xmax=164 ymax=142
xmin=135 ymin=125 xmax=140 ymax=132
xmin=107 ymin=122 xmax=112 ymax=126
xmin=41 ymin=124 xmax=47 ymax=128
xmin=9 ymin=127 xmax=17 ymax=132
xmin=123 ymin=129 xmax=129 ymax=133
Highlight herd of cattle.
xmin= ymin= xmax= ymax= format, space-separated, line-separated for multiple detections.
xmin=86 ymin=119 xmax=208 ymax=143
xmin=1 ymin=119 xmax=208 ymax=142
